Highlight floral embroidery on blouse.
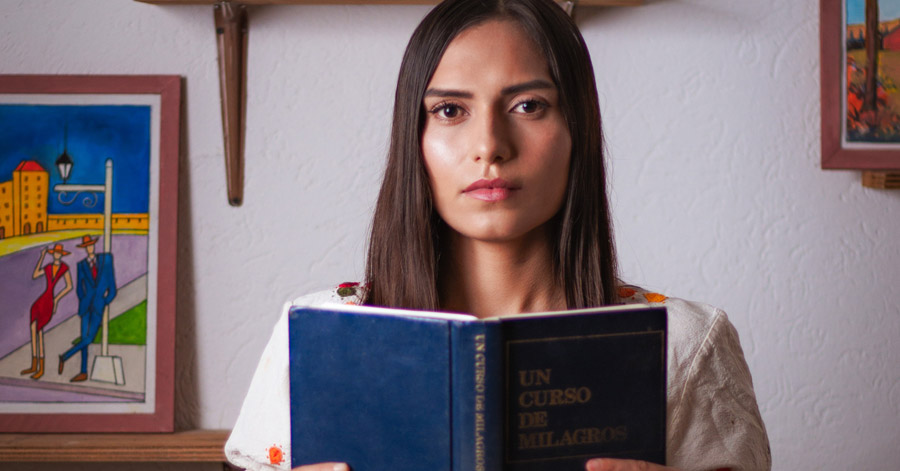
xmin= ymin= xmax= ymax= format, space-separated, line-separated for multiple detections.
xmin=336 ymin=282 xmax=360 ymax=298
xmin=267 ymin=445 xmax=284 ymax=465
xmin=334 ymin=282 xmax=368 ymax=305
xmin=642 ymin=292 xmax=667 ymax=303
xmin=617 ymin=285 xmax=667 ymax=305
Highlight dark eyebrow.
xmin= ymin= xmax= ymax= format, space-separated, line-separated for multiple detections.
xmin=500 ymin=79 xmax=555 ymax=96
xmin=423 ymin=79 xmax=555 ymax=100
xmin=423 ymin=88 xmax=473 ymax=99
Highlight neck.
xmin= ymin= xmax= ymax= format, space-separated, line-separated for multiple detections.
xmin=438 ymin=226 xmax=565 ymax=318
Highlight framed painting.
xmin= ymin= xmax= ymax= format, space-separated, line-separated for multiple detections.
xmin=0 ymin=75 xmax=180 ymax=432
xmin=822 ymin=0 xmax=900 ymax=169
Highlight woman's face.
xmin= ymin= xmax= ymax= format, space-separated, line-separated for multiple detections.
xmin=421 ymin=19 xmax=571 ymax=244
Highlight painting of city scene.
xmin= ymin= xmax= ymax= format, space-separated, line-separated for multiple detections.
xmin=0 ymin=98 xmax=157 ymax=417
xmin=846 ymin=0 xmax=900 ymax=143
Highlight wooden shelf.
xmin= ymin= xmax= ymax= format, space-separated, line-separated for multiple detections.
xmin=0 ymin=429 xmax=229 ymax=462
xmin=138 ymin=0 xmax=643 ymax=5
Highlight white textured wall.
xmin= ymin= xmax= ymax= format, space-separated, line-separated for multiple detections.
xmin=2 ymin=0 xmax=899 ymax=469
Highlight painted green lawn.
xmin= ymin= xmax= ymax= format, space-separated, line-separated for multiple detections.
xmin=71 ymin=300 xmax=147 ymax=346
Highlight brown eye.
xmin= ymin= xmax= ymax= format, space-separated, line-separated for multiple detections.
xmin=512 ymin=99 xmax=546 ymax=114
xmin=436 ymin=104 xmax=461 ymax=118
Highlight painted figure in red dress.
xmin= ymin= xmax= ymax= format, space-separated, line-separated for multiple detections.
xmin=21 ymin=243 xmax=73 ymax=380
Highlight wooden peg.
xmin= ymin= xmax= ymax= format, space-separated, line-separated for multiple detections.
xmin=861 ymin=171 xmax=900 ymax=189
xmin=214 ymin=1 xmax=248 ymax=206
xmin=558 ymin=0 xmax=577 ymax=17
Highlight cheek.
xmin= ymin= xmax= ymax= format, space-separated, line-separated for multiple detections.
xmin=422 ymin=127 xmax=462 ymax=202
xmin=422 ymin=126 xmax=459 ymax=171
xmin=528 ymin=127 xmax=571 ymax=200
xmin=521 ymin=130 xmax=571 ymax=229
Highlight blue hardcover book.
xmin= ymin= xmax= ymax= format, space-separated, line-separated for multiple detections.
xmin=289 ymin=303 xmax=667 ymax=471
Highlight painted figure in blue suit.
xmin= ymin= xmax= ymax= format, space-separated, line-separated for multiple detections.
xmin=58 ymin=235 xmax=117 ymax=383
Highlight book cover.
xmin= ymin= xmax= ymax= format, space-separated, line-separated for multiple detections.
xmin=289 ymin=303 xmax=666 ymax=471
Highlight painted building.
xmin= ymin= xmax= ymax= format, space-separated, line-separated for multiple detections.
xmin=847 ymin=18 xmax=900 ymax=50
xmin=0 ymin=160 xmax=149 ymax=239
xmin=883 ymin=26 xmax=900 ymax=51
xmin=0 ymin=161 xmax=49 ymax=239
xmin=48 ymin=213 xmax=149 ymax=231
xmin=0 ymin=181 xmax=11 ymax=239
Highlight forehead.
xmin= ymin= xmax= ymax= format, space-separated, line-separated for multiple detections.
xmin=428 ymin=19 xmax=551 ymax=88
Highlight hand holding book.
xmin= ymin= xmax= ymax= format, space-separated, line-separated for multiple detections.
xmin=292 ymin=463 xmax=350 ymax=471
xmin=585 ymin=458 xmax=681 ymax=471
xmin=292 ymin=458 xmax=681 ymax=470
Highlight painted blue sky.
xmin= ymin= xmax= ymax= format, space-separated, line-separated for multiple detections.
xmin=0 ymin=104 xmax=151 ymax=214
xmin=847 ymin=0 xmax=900 ymax=25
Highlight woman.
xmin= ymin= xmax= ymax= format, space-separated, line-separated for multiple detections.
xmin=226 ymin=0 xmax=770 ymax=469
xmin=21 ymin=243 xmax=73 ymax=380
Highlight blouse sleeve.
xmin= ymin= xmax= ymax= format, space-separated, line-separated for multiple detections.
xmin=667 ymin=309 xmax=771 ymax=471
xmin=225 ymin=302 xmax=293 ymax=471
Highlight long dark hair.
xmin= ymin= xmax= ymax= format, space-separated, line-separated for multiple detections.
xmin=364 ymin=0 xmax=618 ymax=310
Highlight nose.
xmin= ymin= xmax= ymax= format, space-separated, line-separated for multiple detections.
xmin=472 ymin=107 xmax=513 ymax=166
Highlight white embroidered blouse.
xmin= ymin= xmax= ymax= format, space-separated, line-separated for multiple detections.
xmin=225 ymin=283 xmax=771 ymax=471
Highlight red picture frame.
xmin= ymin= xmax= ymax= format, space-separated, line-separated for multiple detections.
xmin=0 ymin=75 xmax=180 ymax=432
xmin=822 ymin=0 xmax=900 ymax=169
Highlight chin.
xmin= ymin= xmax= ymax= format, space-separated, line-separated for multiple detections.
xmin=450 ymin=219 xmax=549 ymax=244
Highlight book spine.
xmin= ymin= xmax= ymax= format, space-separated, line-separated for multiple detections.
xmin=451 ymin=321 xmax=503 ymax=471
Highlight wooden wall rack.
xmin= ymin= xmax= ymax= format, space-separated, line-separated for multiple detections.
xmin=135 ymin=0 xmax=643 ymax=206
xmin=862 ymin=171 xmax=900 ymax=189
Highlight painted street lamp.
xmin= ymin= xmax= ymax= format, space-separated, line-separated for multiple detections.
xmin=55 ymin=151 xmax=73 ymax=184
xmin=53 ymin=156 xmax=124 ymax=385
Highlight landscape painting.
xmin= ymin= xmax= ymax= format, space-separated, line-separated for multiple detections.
xmin=845 ymin=0 xmax=900 ymax=144
xmin=0 ymin=75 xmax=179 ymax=432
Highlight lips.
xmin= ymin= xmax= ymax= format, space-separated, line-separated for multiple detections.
xmin=463 ymin=178 xmax=519 ymax=202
